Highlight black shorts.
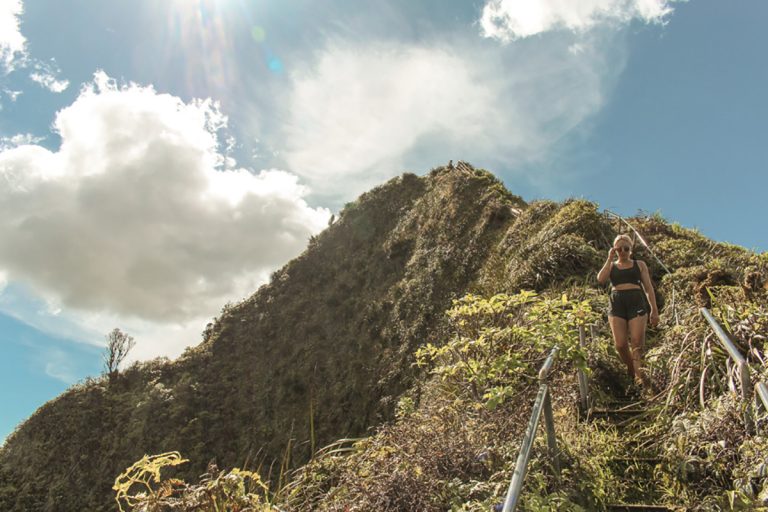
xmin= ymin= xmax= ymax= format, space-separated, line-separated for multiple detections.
xmin=609 ymin=289 xmax=648 ymax=320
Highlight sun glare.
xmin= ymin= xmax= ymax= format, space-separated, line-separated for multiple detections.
xmin=163 ymin=0 xmax=284 ymax=88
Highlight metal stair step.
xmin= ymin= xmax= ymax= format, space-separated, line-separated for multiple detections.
xmin=609 ymin=456 xmax=664 ymax=465
xmin=603 ymin=399 xmax=643 ymax=407
xmin=590 ymin=407 xmax=649 ymax=425
xmin=606 ymin=505 xmax=675 ymax=511
xmin=592 ymin=407 xmax=647 ymax=414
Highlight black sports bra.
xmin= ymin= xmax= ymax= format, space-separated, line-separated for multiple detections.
xmin=610 ymin=260 xmax=641 ymax=287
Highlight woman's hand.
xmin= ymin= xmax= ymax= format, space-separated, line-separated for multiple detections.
xmin=649 ymin=310 xmax=660 ymax=327
xmin=608 ymin=247 xmax=617 ymax=260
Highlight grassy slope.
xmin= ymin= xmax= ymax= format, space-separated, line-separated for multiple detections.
xmin=278 ymin=209 xmax=768 ymax=511
xmin=0 ymin=164 xmax=524 ymax=511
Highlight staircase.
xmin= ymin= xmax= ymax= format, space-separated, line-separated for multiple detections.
xmin=498 ymin=323 xmax=691 ymax=511
xmin=591 ymin=385 xmax=679 ymax=511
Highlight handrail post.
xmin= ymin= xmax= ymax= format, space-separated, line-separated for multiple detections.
xmin=738 ymin=361 xmax=754 ymax=433
xmin=577 ymin=325 xmax=590 ymax=416
xmin=538 ymin=346 xmax=561 ymax=479
xmin=738 ymin=361 xmax=753 ymax=403
xmin=542 ymin=388 xmax=561 ymax=479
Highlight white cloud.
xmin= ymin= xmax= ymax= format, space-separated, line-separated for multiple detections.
xmin=43 ymin=348 xmax=79 ymax=383
xmin=78 ymin=310 xmax=210 ymax=362
xmin=0 ymin=2 xmax=69 ymax=94
xmin=0 ymin=0 xmax=25 ymax=71
xmin=284 ymin=44 xmax=494 ymax=191
xmin=282 ymin=35 xmax=624 ymax=196
xmin=480 ymin=0 xmax=675 ymax=41
xmin=0 ymin=280 xmax=209 ymax=361
xmin=0 ymin=71 xmax=330 ymax=326
xmin=29 ymin=61 xmax=69 ymax=93
xmin=0 ymin=132 xmax=43 ymax=151
xmin=2 ymin=88 xmax=22 ymax=101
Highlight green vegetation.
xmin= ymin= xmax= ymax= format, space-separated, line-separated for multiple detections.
xmin=280 ymin=291 xmax=605 ymax=511
xmin=0 ymin=163 xmax=523 ymax=510
xmin=1 ymin=162 xmax=767 ymax=511
xmin=113 ymin=452 xmax=275 ymax=512
xmin=415 ymin=292 xmax=596 ymax=410
xmin=273 ymin=263 xmax=768 ymax=510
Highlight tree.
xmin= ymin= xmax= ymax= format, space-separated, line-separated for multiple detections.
xmin=103 ymin=328 xmax=135 ymax=381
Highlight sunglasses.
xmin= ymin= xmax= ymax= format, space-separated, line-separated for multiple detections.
xmin=615 ymin=246 xmax=631 ymax=252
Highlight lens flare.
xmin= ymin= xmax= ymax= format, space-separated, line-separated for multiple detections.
xmin=268 ymin=57 xmax=283 ymax=73
xmin=251 ymin=26 xmax=266 ymax=43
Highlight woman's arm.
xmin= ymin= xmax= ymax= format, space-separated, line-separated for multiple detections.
xmin=597 ymin=248 xmax=616 ymax=285
xmin=639 ymin=260 xmax=659 ymax=326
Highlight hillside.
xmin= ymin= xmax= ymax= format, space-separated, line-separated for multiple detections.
xmin=275 ymin=206 xmax=768 ymax=510
xmin=2 ymin=162 xmax=767 ymax=511
xmin=0 ymin=163 xmax=524 ymax=510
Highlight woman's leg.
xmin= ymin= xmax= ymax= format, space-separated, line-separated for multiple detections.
xmin=628 ymin=314 xmax=649 ymax=384
xmin=609 ymin=316 xmax=633 ymax=377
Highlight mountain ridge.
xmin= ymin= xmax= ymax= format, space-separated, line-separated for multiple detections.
xmin=0 ymin=163 xmax=525 ymax=510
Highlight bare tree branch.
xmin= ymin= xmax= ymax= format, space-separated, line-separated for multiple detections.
xmin=103 ymin=328 xmax=135 ymax=381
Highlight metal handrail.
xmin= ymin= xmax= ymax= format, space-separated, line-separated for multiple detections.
xmin=756 ymin=382 xmax=768 ymax=414
xmin=577 ymin=325 xmax=591 ymax=414
xmin=501 ymin=346 xmax=561 ymax=512
xmin=500 ymin=324 xmax=600 ymax=511
xmin=538 ymin=346 xmax=559 ymax=380
xmin=756 ymin=382 xmax=768 ymax=435
xmin=700 ymin=308 xmax=747 ymax=364
xmin=700 ymin=307 xmax=754 ymax=432
xmin=501 ymin=384 xmax=550 ymax=512
xmin=501 ymin=304 xmax=764 ymax=511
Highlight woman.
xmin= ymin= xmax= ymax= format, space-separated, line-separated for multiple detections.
xmin=597 ymin=234 xmax=659 ymax=386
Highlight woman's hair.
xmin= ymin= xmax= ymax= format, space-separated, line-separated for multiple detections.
xmin=613 ymin=234 xmax=633 ymax=248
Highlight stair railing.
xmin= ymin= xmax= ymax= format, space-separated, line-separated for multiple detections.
xmin=500 ymin=346 xmax=561 ymax=512
xmin=577 ymin=325 xmax=593 ymax=415
xmin=756 ymin=382 xmax=768 ymax=432
xmin=500 ymin=321 xmax=601 ymax=511
xmin=700 ymin=307 xmax=763 ymax=433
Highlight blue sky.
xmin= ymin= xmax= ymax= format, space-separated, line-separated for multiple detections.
xmin=0 ymin=0 xmax=766 ymax=441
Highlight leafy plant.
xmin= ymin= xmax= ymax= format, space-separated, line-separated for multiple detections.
xmin=114 ymin=452 xmax=275 ymax=512
xmin=416 ymin=292 xmax=597 ymax=410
